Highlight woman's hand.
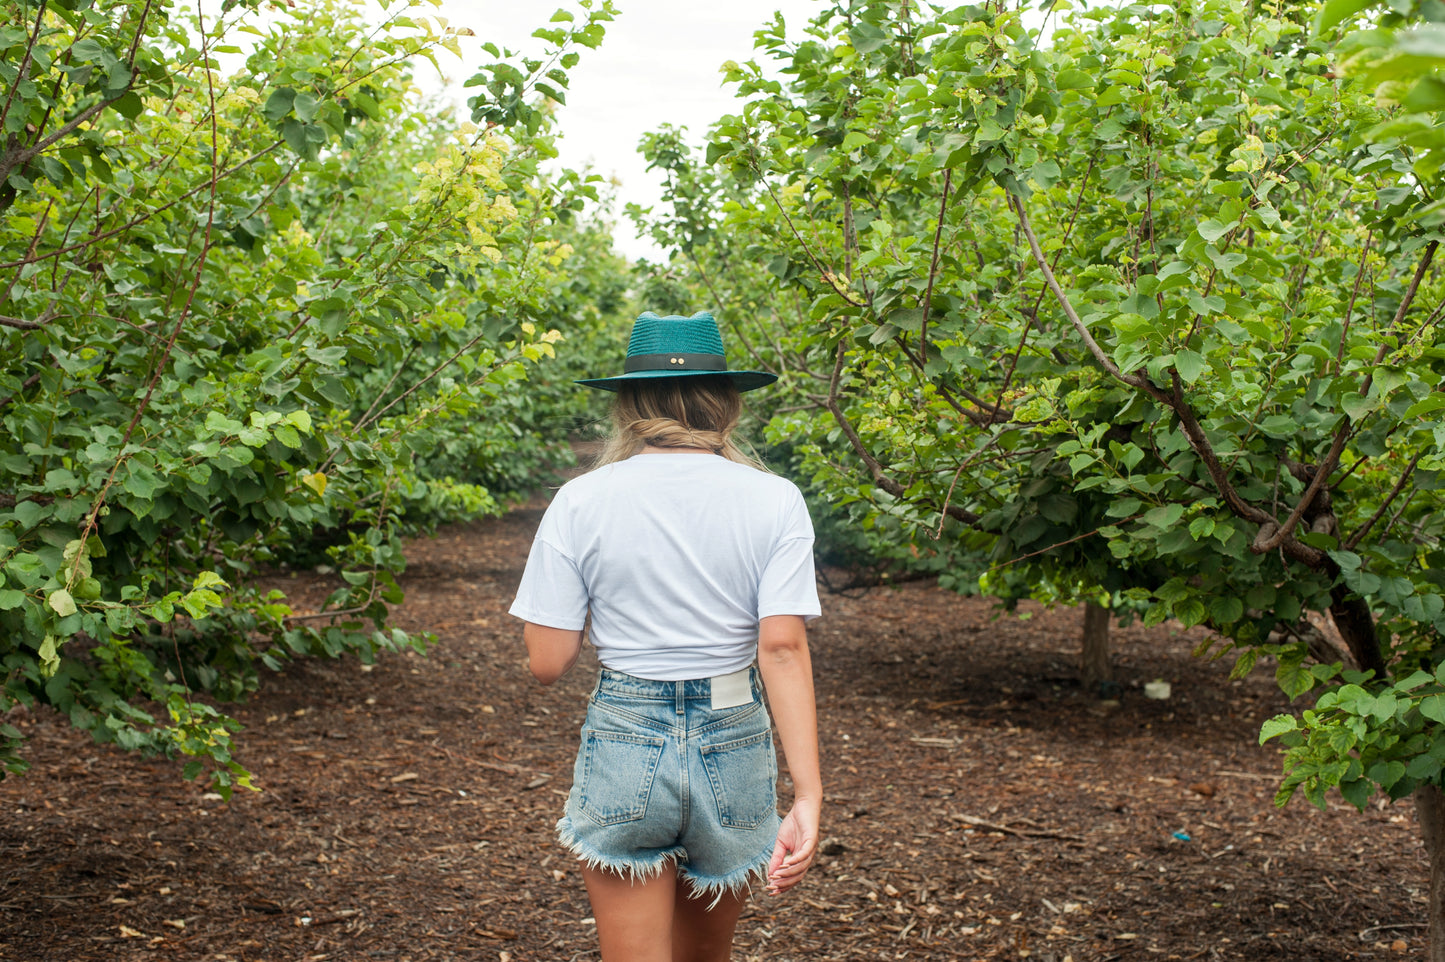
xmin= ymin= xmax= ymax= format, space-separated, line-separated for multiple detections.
xmin=766 ymin=796 xmax=821 ymax=895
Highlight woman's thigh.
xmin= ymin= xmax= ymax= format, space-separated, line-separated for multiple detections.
xmin=583 ymin=863 xmax=678 ymax=962
xmin=672 ymin=877 xmax=748 ymax=962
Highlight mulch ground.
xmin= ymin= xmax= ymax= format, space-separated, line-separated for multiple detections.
xmin=0 ymin=502 xmax=1430 ymax=961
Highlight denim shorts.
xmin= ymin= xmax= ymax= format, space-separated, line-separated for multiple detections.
xmin=556 ymin=667 xmax=781 ymax=902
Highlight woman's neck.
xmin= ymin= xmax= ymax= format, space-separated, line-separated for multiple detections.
xmin=640 ymin=445 xmax=714 ymax=455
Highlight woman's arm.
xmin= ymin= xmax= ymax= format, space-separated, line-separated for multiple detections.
xmin=756 ymin=614 xmax=821 ymax=894
xmin=524 ymin=622 xmax=584 ymax=685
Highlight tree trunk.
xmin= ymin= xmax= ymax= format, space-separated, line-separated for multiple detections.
xmin=1328 ymin=583 xmax=1388 ymax=680
xmin=1080 ymin=601 xmax=1113 ymax=693
xmin=1417 ymin=784 xmax=1445 ymax=962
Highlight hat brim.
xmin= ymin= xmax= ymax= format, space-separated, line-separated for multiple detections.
xmin=575 ymin=369 xmax=778 ymax=393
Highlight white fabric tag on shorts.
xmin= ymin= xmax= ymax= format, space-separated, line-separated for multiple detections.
xmin=711 ymin=668 xmax=752 ymax=710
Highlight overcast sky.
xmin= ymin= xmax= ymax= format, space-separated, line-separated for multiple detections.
xmin=422 ymin=0 xmax=825 ymax=262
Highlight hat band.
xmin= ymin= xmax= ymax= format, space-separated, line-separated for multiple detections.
xmin=623 ymin=352 xmax=727 ymax=374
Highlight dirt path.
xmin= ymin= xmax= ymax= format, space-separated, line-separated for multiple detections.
xmin=0 ymin=505 xmax=1429 ymax=961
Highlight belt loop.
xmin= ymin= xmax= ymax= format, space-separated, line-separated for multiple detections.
xmin=675 ymin=680 xmax=685 ymax=715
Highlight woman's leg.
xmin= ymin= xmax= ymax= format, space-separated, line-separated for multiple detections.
xmin=583 ymin=863 xmax=679 ymax=962
xmin=671 ymin=879 xmax=749 ymax=962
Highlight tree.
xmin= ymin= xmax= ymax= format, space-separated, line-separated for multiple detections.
xmin=0 ymin=0 xmax=616 ymax=792
xmin=636 ymin=0 xmax=1445 ymax=951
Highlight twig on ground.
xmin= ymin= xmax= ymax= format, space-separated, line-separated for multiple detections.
xmin=948 ymin=812 xmax=1086 ymax=842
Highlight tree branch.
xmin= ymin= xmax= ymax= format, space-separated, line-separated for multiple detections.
xmin=0 ymin=143 xmax=283 ymax=271
xmin=823 ymin=341 xmax=980 ymax=525
xmin=919 ymin=167 xmax=952 ymax=361
xmin=66 ymin=0 xmax=216 ymax=589
xmin=1011 ymin=197 xmax=1155 ymax=393
xmin=0 ymin=0 xmax=155 ymax=193
xmin=1336 ymin=232 xmax=1373 ymax=375
xmin=762 ymin=180 xmax=866 ymax=308
xmin=1255 ymin=240 xmax=1437 ymax=556
xmin=1012 ymin=194 xmax=1335 ymax=566
xmin=1344 ymin=450 xmax=1424 ymax=552
xmin=0 ymin=0 xmax=47 ymax=139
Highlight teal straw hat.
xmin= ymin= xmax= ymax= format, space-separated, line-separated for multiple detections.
xmin=575 ymin=310 xmax=778 ymax=393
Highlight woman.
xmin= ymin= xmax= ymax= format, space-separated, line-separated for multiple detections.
xmin=509 ymin=310 xmax=822 ymax=962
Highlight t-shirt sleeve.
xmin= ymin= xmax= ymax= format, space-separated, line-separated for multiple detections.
xmin=509 ymin=537 xmax=589 ymax=630
xmin=509 ymin=493 xmax=589 ymax=630
xmin=756 ymin=486 xmax=822 ymax=622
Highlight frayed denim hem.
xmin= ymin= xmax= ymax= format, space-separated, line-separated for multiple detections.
xmin=556 ymin=815 xmax=686 ymax=884
xmin=679 ymin=847 xmax=772 ymax=910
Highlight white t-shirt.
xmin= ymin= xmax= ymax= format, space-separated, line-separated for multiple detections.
xmin=509 ymin=452 xmax=821 ymax=680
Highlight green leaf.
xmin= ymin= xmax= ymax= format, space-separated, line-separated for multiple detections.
xmin=1259 ymin=714 xmax=1299 ymax=743
xmin=1340 ymin=778 xmax=1372 ymax=812
xmin=1278 ymin=660 xmax=1315 ymax=699
xmin=1315 ymin=0 xmax=1374 ymax=33
xmin=37 ymin=634 xmax=60 ymax=675
xmin=1341 ymin=392 xmax=1376 ymax=421
xmin=204 ymin=411 xmax=243 ymax=436
xmin=1419 ymin=693 xmax=1445 ymax=723
xmin=292 ymin=91 xmax=319 ymax=123
xmin=263 ymin=87 xmax=297 ymax=124
xmin=1174 ymin=598 xmax=1207 ymax=627
xmin=1404 ymin=77 xmax=1445 ymax=113
xmin=1055 ymin=68 xmax=1094 ymax=90
xmin=1209 ymin=595 xmax=1244 ymax=624
xmin=1397 ymin=670 xmax=1435 ymax=691
xmin=46 ymin=588 xmax=77 ymax=617
xmin=1398 ymin=23 xmax=1445 ymax=59
xmin=1143 ymin=503 xmax=1184 ymax=528
xmin=1367 ymin=760 xmax=1407 ymax=789
xmin=1107 ymin=497 xmax=1141 ymax=518
xmin=0 ymin=589 xmax=25 ymax=609
xmin=1197 ymin=219 xmax=1232 ymax=243
xmin=193 ymin=571 xmax=228 ymax=590
xmin=1174 ymin=349 xmax=1206 ymax=384
xmin=1329 ymin=549 xmax=1363 ymax=572
xmin=282 ymin=118 xmax=309 ymax=156
xmin=123 ymin=463 xmax=161 ymax=500
xmin=849 ymin=22 xmax=889 ymax=53
xmin=12 ymin=500 xmax=46 ymax=528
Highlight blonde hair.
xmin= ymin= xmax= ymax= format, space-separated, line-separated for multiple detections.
xmin=593 ymin=375 xmax=766 ymax=470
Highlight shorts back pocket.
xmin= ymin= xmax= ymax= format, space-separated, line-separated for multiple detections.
xmin=578 ymin=728 xmax=667 ymax=826
xmin=699 ymin=730 xmax=777 ymax=830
